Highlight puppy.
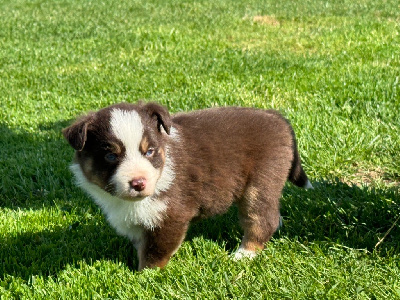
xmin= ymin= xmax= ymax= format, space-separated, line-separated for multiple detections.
xmin=63 ymin=102 xmax=312 ymax=270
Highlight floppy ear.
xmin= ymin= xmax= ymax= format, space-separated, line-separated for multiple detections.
xmin=62 ymin=113 xmax=94 ymax=151
xmin=143 ymin=102 xmax=172 ymax=135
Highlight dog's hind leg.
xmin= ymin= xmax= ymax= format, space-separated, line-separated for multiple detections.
xmin=233 ymin=183 xmax=282 ymax=260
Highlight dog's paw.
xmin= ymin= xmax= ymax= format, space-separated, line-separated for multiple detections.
xmin=232 ymin=247 xmax=257 ymax=261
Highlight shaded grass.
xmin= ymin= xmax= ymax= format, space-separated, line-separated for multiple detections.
xmin=0 ymin=0 xmax=399 ymax=298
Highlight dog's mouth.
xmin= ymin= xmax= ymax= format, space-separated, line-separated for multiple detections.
xmin=121 ymin=194 xmax=148 ymax=202
xmin=102 ymin=183 xmax=147 ymax=201
xmin=123 ymin=189 xmax=152 ymax=201
xmin=109 ymin=185 xmax=154 ymax=202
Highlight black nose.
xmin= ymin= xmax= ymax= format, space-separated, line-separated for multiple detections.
xmin=130 ymin=177 xmax=146 ymax=192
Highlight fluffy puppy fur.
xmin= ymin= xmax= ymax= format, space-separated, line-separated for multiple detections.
xmin=63 ymin=102 xmax=312 ymax=270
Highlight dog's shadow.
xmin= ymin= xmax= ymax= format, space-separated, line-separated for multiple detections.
xmin=1 ymin=122 xmax=399 ymax=279
xmin=0 ymin=121 xmax=139 ymax=278
xmin=186 ymin=179 xmax=400 ymax=255
xmin=1 ymin=218 xmax=138 ymax=277
xmin=281 ymin=179 xmax=399 ymax=252
xmin=0 ymin=120 xmax=76 ymax=210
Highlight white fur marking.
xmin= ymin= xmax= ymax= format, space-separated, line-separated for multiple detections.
xmin=110 ymin=109 xmax=143 ymax=155
xmin=304 ymin=180 xmax=313 ymax=189
xmin=110 ymin=109 xmax=160 ymax=198
xmin=169 ymin=126 xmax=180 ymax=141
xmin=232 ymin=246 xmax=257 ymax=261
xmin=70 ymin=163 xmax=167 ymax=237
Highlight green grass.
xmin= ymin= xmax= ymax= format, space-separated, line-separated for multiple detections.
xmin=1 ymin=0 xmax=399 ymax=298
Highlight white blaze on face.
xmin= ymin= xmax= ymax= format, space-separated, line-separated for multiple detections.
xmin=110 ymin=109 xmax=161 ymax=199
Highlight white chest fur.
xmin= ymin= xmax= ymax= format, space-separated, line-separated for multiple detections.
xmin=70 ymin=163 xmax=169 ymax=243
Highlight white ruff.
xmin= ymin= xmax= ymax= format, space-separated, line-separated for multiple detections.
xmin=70 ymin=164 xmax=169 ymax=237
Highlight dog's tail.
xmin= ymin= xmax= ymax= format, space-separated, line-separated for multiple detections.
xmin=288 ymin=133 xmax=313 ymax=189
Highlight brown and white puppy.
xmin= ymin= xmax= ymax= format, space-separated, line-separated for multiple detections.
xmin=63 ymin=102 xmax=312 ymax=270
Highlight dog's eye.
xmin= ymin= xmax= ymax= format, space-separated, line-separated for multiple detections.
xmin=145 ymin=148 xmax=155 ymax=157
xmin=105 ymin=153 xmax=118 ymax=162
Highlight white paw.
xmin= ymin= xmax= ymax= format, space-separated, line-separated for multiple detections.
xmin=232 ymin=247 xmax=257 ymax=261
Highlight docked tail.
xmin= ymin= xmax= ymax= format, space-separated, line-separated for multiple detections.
xmin=288 ymin=139 xmax=313 ymax=189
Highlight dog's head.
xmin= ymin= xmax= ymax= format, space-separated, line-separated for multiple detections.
xmin=63 ymin=102 xmax=172 ymax=201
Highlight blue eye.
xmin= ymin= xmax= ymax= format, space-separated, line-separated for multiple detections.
xmin=105 ymin=153 xmax=118 ymax=162
xmin=145 ymin=148 xmax=155 ymax=157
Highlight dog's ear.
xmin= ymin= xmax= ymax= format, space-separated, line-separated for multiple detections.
xmin=62 ymin=113 xmax=94 ymax=151
xmin=143 ymin=102 xmax=171 ymax=135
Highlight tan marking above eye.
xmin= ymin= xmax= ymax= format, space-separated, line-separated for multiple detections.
xmin=106 ymin=142 xmax=122 ymax=155
xmin=139 ymin=136 xmax=149 ymax=153
xmin=158 ymin=148 xmax=165 ymax=161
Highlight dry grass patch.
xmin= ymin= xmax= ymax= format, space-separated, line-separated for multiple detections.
xmin=344 ymin=167 xmax=400 ymax=187
xmin=252 ymin=15 xmax=280 ymax=26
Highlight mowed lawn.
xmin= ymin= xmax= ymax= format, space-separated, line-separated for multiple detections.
xmin=1 ymin=0 xmax=399 ymax=298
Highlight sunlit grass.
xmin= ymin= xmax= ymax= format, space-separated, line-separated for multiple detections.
xmin=1 ymin=0 xmax=399 ymax=298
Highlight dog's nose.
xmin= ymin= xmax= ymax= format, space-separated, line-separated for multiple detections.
xmin=130 ymin=177 xmax=146 ymax=192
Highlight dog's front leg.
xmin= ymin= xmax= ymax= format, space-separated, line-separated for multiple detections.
xmin=137 ymin=221 xmax=189 ymax=271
